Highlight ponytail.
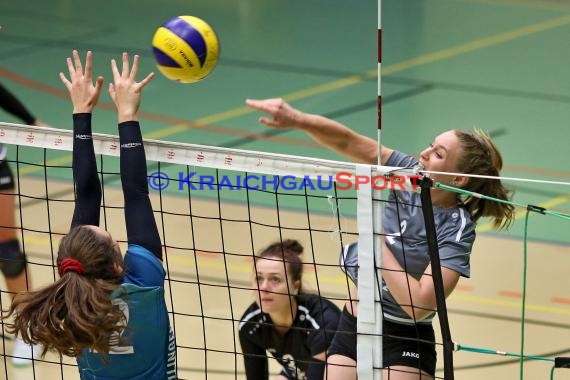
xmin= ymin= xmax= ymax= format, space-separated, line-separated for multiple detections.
xmin=455 ymin=129 xmax=515 ymax=230
xmin=3 ymin=225 xmax=125 ymax=359
xmin=5 ymin=275 xmax=125 ymax=359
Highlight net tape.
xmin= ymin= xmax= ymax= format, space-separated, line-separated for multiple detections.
xmin=0 ymin=121 xmax=419 ymax=190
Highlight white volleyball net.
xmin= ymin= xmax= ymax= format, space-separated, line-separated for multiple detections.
xmin=1 ymin=121 xmax=425 ymax=379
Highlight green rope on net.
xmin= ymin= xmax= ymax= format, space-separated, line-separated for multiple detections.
xmin=455 ymin=343 xmax=555 ymax=362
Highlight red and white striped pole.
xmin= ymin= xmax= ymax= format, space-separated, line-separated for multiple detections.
xmin=357 ymin=3 xmax=384 ymax=378
xmin=375 ymin=1 xmax=384 ymax=378
xmin=377 ymin=0 xmax=382 ymax=165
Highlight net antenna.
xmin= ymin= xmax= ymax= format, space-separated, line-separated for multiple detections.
xmin=374 ymin=1 xmax=384 ymax=378
xmin=356 ymin=1 xmax=384 ymax=379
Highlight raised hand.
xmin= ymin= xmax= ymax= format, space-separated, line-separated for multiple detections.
xmin=108 ymin=52 xmax=154 ymax=123
xmin=245 ymin=98 xmax=301 ymax=128
xmin=59 ymin=50 xmax=104 ymax=114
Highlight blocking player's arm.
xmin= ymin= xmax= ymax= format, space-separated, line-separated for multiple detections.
xmin=119 ymin=122 xmax=162 ymax=260
xmin=107 ymin=52 xmax=161 ymax=259
xmin=60 ymin=50 xmax=105 ymax=228
xmin=70 ymin=113 xmax=101 ymax=228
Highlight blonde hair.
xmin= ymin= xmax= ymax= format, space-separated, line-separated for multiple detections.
xmin=454 ymin=129 xmax=515 ymax=230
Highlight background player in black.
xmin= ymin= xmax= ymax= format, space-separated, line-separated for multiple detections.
xmin=238 ymin=239 xmax=341 ymax=380
xmin=0 ymin=83 xmax=49 ymax=127
xmin=0 ymin=82 xmax=50 ymax=365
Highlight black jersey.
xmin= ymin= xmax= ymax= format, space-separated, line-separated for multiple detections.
xmin=0 ymin=83 xmax=36 ymax=125
xmin=0 ymin=82 xmax=37 ymax=162
xmin=238 ymin=293 xmax=341 ymax=380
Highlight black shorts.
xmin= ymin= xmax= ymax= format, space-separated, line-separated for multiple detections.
xmin=0 ymin=160 xmax=15 ymax=190
xmin=328 ymin=305 xmax=357 ymax=360
xmin=328 ymin=308 xmax=436 ymax=376
xmin=383 ymin=319 xmax=436 ymax=377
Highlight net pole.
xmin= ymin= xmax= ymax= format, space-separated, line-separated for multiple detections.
xmin=357 ymin=164 xmax=377 ymax=380
xmin=419 ymin=177 xmax=455 ymax=380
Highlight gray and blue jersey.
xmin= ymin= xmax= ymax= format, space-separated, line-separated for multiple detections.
xmin=77 ymin=244 xmax=176 ymax=380
xmin=381 ymin=150 xmax=475 ymax=324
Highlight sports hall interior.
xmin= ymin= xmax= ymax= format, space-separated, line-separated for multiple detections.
xmin=1 ymin=0 xmax=570 ymax=379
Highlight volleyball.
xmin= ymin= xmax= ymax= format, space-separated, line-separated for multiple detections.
xmin=152 ymin=15 xmax=219 ymax=83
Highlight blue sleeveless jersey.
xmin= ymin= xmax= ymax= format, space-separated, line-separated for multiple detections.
xmin=76 ymin=244 xmax=177 ymax=380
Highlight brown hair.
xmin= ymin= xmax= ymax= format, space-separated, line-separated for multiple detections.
xmin=454 ymin=129 xmax=515 ymax=230
xmin=256 ymin=239 xmax=304 ymax=292
xmin=4 ymin=225 xmax=125 ymax=359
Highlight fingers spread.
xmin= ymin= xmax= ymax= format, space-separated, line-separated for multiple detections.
xmin=108 ymin=82 xmax=115 ymax=99
xmin=59 ymin=72 xmax=71 ymax=89
xmin=94 ymin=76 xmax=104 ymax=92
xmin=138 ymin=72 xmax=155 ymax=90
xmin=247 ymin=99 xmax=282 ymax=115
xmin=246 ymin=100 xmax=269 ymax=112
xmin=121 ymin=52 xmax=129 ymax=78
xmin=66 ymin=57 xmax=76 ymax=77
xmin=259 ymin=116 xmax=278 ymax=127
xmin=111 ymin=58 xmax=120 ymax=82
xmin=72 ymin=50 xmax=83 ymax=76
xmin=129 ymin=55 xmax=139 ymax=81
xmin=84 ymin=51 xmax=93 ymax=80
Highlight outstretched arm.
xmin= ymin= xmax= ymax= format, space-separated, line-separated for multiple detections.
xmin=59 ymin=50 xmax=104 ymax=227
xmin=108 ymin=53 xmax=162 ymax=260
xmin=246 ymin=98 xmax=393 ymax=164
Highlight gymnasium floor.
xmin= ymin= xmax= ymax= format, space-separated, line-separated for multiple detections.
xmin=1 ymin=0 xmax=570 ymax=379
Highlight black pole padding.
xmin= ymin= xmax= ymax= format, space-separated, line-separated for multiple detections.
xmin=555 ymin=357 xmax=570 ymax=368
xmin=419 ymin=176 xmax=455 ymax=380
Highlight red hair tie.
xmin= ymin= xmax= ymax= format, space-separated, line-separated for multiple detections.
xmin=59 ymin=258 xmax=85 ymax=276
